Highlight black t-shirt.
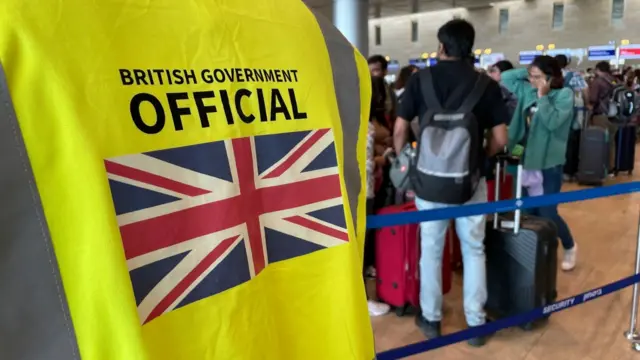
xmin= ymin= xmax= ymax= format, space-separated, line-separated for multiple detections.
xmin=396 ymin=60 xmax=510 ymax=177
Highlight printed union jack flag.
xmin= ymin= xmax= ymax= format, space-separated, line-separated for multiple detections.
xmin=104 ymin=129 xmax=348 ymax=324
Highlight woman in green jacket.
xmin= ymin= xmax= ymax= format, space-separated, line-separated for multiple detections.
xmin=501 ymin=55 xmax=577 ymax=271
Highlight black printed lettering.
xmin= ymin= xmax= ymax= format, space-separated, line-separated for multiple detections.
xmin=193 ymin=91 xmax=217 ymax=128
xmin=172 ymin=69 xmax=185 ymax=85
xmin=201 ymin=69 xmax=214 ymax=84
xmin=146 ymin=69 xmax=155 ymax=85
xmin=254 ymin=70 xmax=264 ymax=82
xmin=264 ymin=70 xmax=275 ymax=82
xmin=152 ymin=69 xmax=165 ymax=85
xmin=223 ymin=68 xmax=235 ymax=82
xmin=119 ymin=69 xmax=134 ymax=85
xmin=133 ymin=69 xmax=148 ymax=85
xmin=213 ymin=69 xmax=225 ymax=83
xmin=235 ymin=89 xmax=255 ymax=123
xmin=257 ymin=89 xmax=268 ymax=122
xmin=184 ymin=70 xmax=197 ymax=85
xmin=289 ymin=89 xmax=307 ymax=120
xmin=235 ymin=68 xmax=245 ymax=82
xmin=130 ymin=93 xmax=165 ymax=134
xmin=244 ymin=68 xmax=255 ymax=82
xmin=165 ymin=69 xmax=174 ymax=85
xmin=282 ymin=71 xmax=292 ymax=82
xmin=121 ymin=68 xmax=305 ymax=134
xmin=166 ymin=92 xmax=191 ymax=131
xmin=219 ymin=90 xmax=235 ymax=125
xmin=270 ymin=89 xmax=291 ymax=120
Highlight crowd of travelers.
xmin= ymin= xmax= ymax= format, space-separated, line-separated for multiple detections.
xmin=362 ymin=18 xmax=639 ymax=347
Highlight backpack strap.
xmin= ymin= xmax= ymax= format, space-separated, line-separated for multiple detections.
xmin=456 ymin=74 xmax=490 ymax=113
xmin=444 ymin=77 xmax=476 ymax=110
xmin=419 ymin=68 xmax=443 ymax=112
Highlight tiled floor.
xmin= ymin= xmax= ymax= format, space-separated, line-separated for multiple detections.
xmin=370 ymin=145 xmax=640 ymax=359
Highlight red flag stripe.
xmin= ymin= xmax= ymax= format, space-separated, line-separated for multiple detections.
xmin=231 ymin=137 xmax=266 ymax=275
xmin=261 ymin=129 xmax=330 ymax=179
xmin=283 ymin=215 xmax=349 ymax=242
xmin=105 ymin=160 xmax=211 ymax=197
xmin=144 ymin=235 xmax=240 ymax=324
xmin=120 ymin=174 xmax=343 ymax=260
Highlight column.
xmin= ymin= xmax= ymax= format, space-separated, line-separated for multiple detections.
xmin=333 ymin=0 xmax=369 ymax=57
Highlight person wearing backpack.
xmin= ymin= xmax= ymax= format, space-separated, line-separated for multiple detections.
xmin=555 ymin=54 xmax=588 ymax=180
xmin=501 ymin=55 xmax=578 ymax=271
xmin=589 ymin=61 xmax=621 ymax=172
xmin=393 ymin=19 xmax=509 ymax=347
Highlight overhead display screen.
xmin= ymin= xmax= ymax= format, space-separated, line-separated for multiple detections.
xmin=588 ymin=45 xmax=616 ymax=61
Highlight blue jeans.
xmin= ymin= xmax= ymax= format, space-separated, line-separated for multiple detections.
xmin=523 ymin=165 xmax=575 ymax=250
xmin=414 ymin=180 xmax=487 ymax=327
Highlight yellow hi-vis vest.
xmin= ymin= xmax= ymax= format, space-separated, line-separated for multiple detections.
xmin=0 ymin=1 xmax=373 ymax=359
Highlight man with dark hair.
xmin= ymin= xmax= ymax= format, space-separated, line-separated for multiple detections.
xmin=368 ymin=54 xmax=388 ymax=78
xmin=585 ymin=67 xmax=594 ymax=82
xmin=393 ymin=19 xmax=509 ymax=347
xmin=590 ymin=61 xmax=619 ymax=171
xmin=368 ymin=54 xmax=396 ymax=126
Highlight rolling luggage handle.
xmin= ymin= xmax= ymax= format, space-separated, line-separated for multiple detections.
xmin=493 ymin=154 xmax=523 ymax=234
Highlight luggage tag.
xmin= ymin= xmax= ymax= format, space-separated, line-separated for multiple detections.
xmin=499 ymin=220 xmax=516 ymax=229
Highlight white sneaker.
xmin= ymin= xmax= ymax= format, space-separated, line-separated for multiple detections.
xmin=367 ymin=300 xmax=390 ymax=317
xmin=562 ymin=244 xmax=577 ymax=271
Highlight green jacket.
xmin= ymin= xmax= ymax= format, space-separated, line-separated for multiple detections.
xmin=501 ymin=68 xmax=574 ymax=170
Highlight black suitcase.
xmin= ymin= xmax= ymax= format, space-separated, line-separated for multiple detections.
xmin=485 ymin=156 xmax=559 ymax=330
xmin=614 ymin=125 xmax=637 ymax=175
xmin=577 ymin=125 xmax=609 ymax=186
xmin=563 ymin=129 xmax=581 ymax=177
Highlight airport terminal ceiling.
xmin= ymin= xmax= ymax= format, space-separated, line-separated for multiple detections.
xmin=303 ymin=0 xmax=516 ymax=18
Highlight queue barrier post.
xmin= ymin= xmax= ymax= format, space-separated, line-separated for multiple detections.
xmin=626 ymin=207 xmax=640 ymax=351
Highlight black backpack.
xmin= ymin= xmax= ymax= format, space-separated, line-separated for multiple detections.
xmin=602 ymin=79 xmax=636 ymax=123
xmin=411 ymin=69 xmax=489 ymax=204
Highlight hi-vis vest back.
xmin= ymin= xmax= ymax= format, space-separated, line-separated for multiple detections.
xmin=0 ymin=1 xmax=373 ymax=359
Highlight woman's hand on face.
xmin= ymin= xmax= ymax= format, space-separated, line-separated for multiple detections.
xmin=537 ymin=79 xmax=551 ymax=97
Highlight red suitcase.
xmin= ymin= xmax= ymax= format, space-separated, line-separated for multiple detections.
xmin=487 ymin=174 xmax=514 ymax=202
xmin=375 ymin=202 xmax=452 ymax=317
